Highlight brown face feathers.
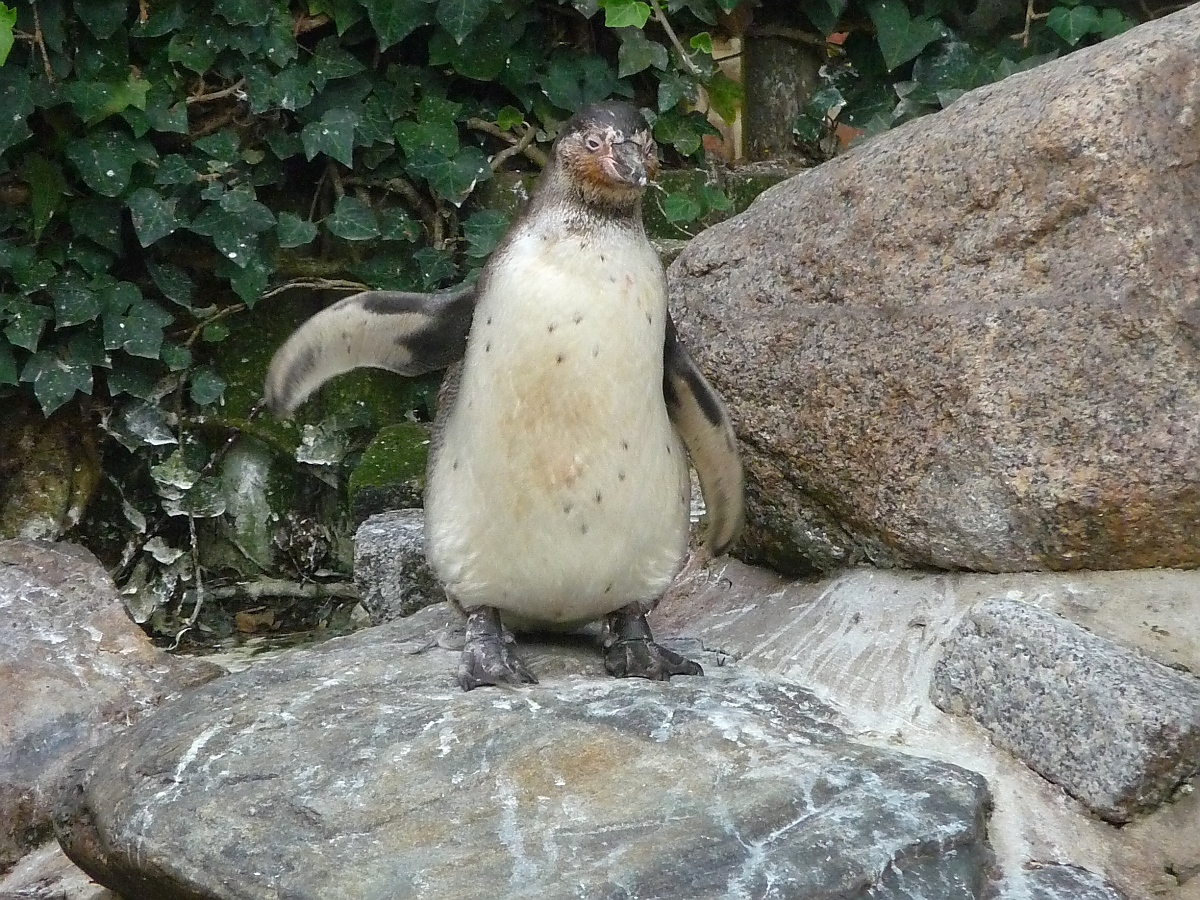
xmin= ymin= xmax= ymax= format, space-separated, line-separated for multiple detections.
xmin=555 ymin=121 xmax=659 ymax=211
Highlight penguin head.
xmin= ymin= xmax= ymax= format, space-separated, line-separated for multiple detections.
xmin=553 ymin=101 xmax=659 ymax=211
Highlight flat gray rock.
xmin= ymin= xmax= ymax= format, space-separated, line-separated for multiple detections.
xmin=0 ymin=540 xmax=222 ymax=875
xmin=353 ymin=509 xmax=441 ymax=623
xmin=57 ymin=605 xmax=992 ymax=900
xmin=931 ymin=599 xmax=1200 ymax=823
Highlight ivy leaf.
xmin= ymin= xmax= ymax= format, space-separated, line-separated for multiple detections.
xmin=803 ymin=0 xmax=849 ymax=34
xmin=867 ymin=1 xmax=947 ymax=71
xmin=301 ymin=108 xmax=361 ymax=166
xmin=1047 ymin=5 xmax=1101 ymax=45
xmin=0 ymin=339 xmax=16 ymax=386
xmin=310 ymin=0 xmax=367 ymax=33
xmin=405 ymin=145 xmax=490 ymax=205
xmin=154 ymin=154 xmax=200 ymax=186
xmin=396 ymin=119 xmax=459 ymax=157
xmin=690 ymin=32 xmax=713 ymax=55
xmin=379 ymin=208 xmax=420 ymax=242
xmin=310 ymin=36 xmax=368 ymax=89
xmin=463 ymin=209 xmax=509 ymax=258
xmin=73 ymin=0 xmax=127 ymax=39
xmin=413 ymin=246 xmax=457 ymax=288
xmin=65 ymin=129 xmax=145 ymax=197
xmin=1096 ymin=7 xmax=1133 ymax=38
xmin=21 ymin=154 xmax=68 ymax=240
xmin=496 ymin=106 xmax=524 ymax=131
xmin=363 ymin=0 xmax=431 ymax=50
xmin=50 ymin=273 xmax=101 ymax=327
xmin=194 ymin=130 xmax=241 ymax=164
xmin=657 ymin=69 xmax=697 ymax=112
xmin=618 ymin=28 xmax=668 ymax=78
xmin=326 ymin=195 xmax=381 ymax=241
xmin=128 ymin=187 xmax=180 ymax=247
xmin=0 ymin=68 xmax=34 ymax=156
xmin=167 ymin=22 xmax=228 ymax=72
xmin=132 ymin=0 xmax=188 ymax=37
xmin=66 ymin=74 xmax=151 ymax=124
xmin=427 ymin=10 xmax=527 ymax=82
xmin=541 ymin=56 xmax=620 ymax=113
xmin=104 ymin=288 xmax=174 ymax=359
xmin=106 ymin=358 xmax=161 ymax=400
xmin=214 ymin=0 xmax=273 ymax=26
xmin=699 ymin=183 xmax=733 ymax=213
xmin=160 ymin=343 xmax=192 ymax=371
xmin=653 ymin=108 xmax=705 ymax=157
xmin=437 ymin=0 xmax=491 ymax=44
xmin=20 ymin=338 xmax=99 ymax=414
xmin=219 ymin=190 xmax=277 ymax=233
xmin=705 ymin=70 xmax=743 ymax=124
xmin=189 ymin=367 xmax=226 ymax=405
xmin=146 ymin=259 xmax=195 ymax=309
xmin=277 ymin=212 xmax=319 ymax=248
xmin=662 ymin=192 xmax=702 ymax=224
xmin=0 ymin=4 xmax=15 ymax=66
xmin=225 ymin=253 xmax=270 ymax=304
xmin=601 ymin=0 xmax=651 ymax=28
xmin=3 ymin=301 xmax=53 ymax=351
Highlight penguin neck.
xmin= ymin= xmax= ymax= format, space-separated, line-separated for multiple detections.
xmin=527 ymin=160 xmax=645 ymax=236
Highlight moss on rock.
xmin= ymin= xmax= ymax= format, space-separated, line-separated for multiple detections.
xmin=348 ymin=422 xmax=431 ymax=522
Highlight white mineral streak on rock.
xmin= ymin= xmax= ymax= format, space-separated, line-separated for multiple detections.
xmin=494 ymin=774 xmax=538 ymax=888
xmin=658 ymin=562 xmax=1200 ymax=898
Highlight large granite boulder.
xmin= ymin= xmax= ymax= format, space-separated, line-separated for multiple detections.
xmin=668 ymin=6 xmax=1200 ymax=573
xmin=0 ymin=541 xmax=222 ymax=874
xmin=55 ymin=605 xmax=996 ymax=900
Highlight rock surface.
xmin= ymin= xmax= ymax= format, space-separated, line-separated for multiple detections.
xmin=931 ymin=599 xmax=1200 ymax=824
xmin=56 ymin=605 xmax=995 ymax=900
xmin=653 ymin=561 xmax=1200 ymax=900
xmin=0 ymin=541 xmax=223 ymax=874
xmin=668 ymin=6 xmax=1200 ymax=573
xmin=353 ymin=509 xmax=441 ymax=623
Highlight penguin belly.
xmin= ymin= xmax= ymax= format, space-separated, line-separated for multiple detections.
xmin=424 ymin=228 xmax=690 ymax=627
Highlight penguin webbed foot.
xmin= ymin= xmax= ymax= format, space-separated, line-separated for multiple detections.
xmin=457 ymin=606 xmax=538 ymax=691
xmin=603 ymin=604 xmax=703 ymax=681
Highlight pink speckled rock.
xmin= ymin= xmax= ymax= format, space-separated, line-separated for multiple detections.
xmin=669 ymin=6 xmax=1200 ymax=573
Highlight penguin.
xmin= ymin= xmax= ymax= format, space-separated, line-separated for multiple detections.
xmin=265 ymin=101 xmax=744 ymax=690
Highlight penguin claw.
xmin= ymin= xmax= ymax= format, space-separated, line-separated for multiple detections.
xmin=604 ymin=639 xmax=703 ymax=680
xmin=456 ymin=606 xmax=538 ymax=691
xmin=602 ymin=604 xmax=703 ymax=681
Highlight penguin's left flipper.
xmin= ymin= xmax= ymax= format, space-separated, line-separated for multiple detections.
xmin=663 ymin=313 xmax=745 ymax=557
xmin=264 ymin=286 xmax=477 ymax=417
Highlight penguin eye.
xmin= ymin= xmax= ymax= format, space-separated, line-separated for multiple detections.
xmin=584 ymin=135 xmax=603 ymax=152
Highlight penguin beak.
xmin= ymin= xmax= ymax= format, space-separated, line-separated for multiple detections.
xmin=602 ymin=140 xmax=650 ymax=188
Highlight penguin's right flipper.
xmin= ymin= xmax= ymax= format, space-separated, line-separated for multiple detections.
xmin=662 ymin=313 xmax=745 ymax=557
xmin=264 ymin=286 xmax=477 ymax=418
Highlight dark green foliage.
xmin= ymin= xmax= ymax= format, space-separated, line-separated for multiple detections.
xmin=0 ymin=0 xmax=1148 ymax=417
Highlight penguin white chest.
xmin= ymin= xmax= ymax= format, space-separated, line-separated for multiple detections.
xmin=424 ymin=227 xmax=690 ymax=625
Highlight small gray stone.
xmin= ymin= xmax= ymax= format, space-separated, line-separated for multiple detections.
xmin=931 ymin=599 xmax=1200 ymax=823
xmin=56 ymin=605 xmax=994 ymax=900
xmin=352 ymin=509 xmax=441 ymax=623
